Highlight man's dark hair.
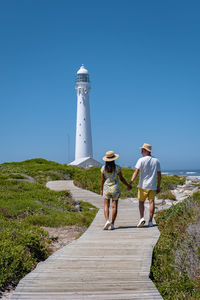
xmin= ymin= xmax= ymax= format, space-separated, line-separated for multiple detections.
xmin=105 ymin=161 xmax=116 ymax=173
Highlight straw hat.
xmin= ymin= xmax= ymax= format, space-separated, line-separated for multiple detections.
xmin=140 ymin=143 xmax=152 ymax=152
xmin=103 ymin=150 xmax=119 ymax=162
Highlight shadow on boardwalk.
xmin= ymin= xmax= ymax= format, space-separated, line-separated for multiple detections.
xmin=12 ymin=180 xmax=162 ymax=300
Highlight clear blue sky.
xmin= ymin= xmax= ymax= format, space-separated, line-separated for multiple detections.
xmin=0 ymin=0 xmax=200 ymax=170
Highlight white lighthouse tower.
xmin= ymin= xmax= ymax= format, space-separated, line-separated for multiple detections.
xmin=69 ymin=65 xmax=101 ymax=168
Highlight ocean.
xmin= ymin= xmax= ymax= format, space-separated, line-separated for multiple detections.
xmin=162 ymin=170 xmax=200 ymax=179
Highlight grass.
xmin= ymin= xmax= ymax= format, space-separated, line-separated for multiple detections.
xmin=0 ymin=179 xmax=97 ymax=227
xmin=0 ymin=158 xmax=76 ymax=183
xmin=0 ymin=159 xmax=98 ymax=291
xmin=150 ymin=192 xmax=200 ymax=299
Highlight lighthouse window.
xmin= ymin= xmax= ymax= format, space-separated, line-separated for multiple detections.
xmin=79 ymin=134 xmax=81 ymax=136
xmin=84 ymin=118 xmax=85 ymax=121
xmin=79 ymin=123 xmax=81 ymax=126
xmin=76 ymin=74 xmax=89 ymax=83
xmin=84 ymin=140 xmax=86 ymax=143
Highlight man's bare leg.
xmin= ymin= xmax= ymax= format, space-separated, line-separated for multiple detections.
xmin=111 ymin=200 xmax=118 ymax=225
xmin=149 ymin=200 xmax=155 ymax=222
xmin=139 ymin=201 xmax=145 ymax=219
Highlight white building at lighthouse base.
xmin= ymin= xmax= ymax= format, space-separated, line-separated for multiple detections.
xmin=69 ymin=157 xmax=102 ymax=169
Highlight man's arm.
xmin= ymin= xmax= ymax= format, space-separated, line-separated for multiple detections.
xmin=129 ymin=168 xmax=139 ymax=186
xmin=101 ymin=173 xmax=105 ymax=196
xmin=157 ymin=171 xmax=161 ymax=193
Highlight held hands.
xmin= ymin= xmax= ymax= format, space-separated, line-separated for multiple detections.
xmin=127 ymin=184 xmax=132 ymax=191
xmin=127 ymin=179 xmax=134 ymax=191
xmin=100 ymin=190 xmax=103 ymax=196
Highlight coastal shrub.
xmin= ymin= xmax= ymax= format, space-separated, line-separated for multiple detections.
xmin=155 ymin=174 xmax=185 ymax=200
xmin=0 ymin=178 xmax=97 ymax=226
xmin=0 ymin=160 xmax=98 ymax=292
xmin=0 ymin=219 xmax=49 ymax=290
xmin=73 ymin=167 xmax=139 ymax=198
xmin=73 ymin=167 xmax=101 ymax=194
xmin=156 ymin=190 xmax=176 ymax=200
xmin=0 ymin=158 xmax=77 ymax=183
xmin=73 ymin=167 xmax=185 ymax=199
xmin=160 ymin=174 xmax=185 ymax=191
xmin=150 ymin=192 xmax=200 ymax=299
xmin=0 ymin=159 xmax=186 ymax=197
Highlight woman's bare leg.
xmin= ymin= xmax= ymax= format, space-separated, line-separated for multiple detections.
xmin=104 ymin=199 xmax=110 ymax=221
xmin=111 ymin=200 xmax=118 ymax=225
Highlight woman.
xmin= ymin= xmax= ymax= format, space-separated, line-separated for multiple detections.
xmin=101 ymin=150 xmax=131 ymax=230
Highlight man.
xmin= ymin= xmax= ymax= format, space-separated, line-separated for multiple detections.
xmin=129 ymin=143 xmax=161 ymax=227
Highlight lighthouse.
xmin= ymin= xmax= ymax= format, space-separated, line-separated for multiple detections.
xmin=69 ymin=65 xmax=101 ymax=169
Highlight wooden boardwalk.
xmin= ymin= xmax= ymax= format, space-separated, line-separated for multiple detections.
xmin=12 ymin=180 xmax=162 ymax=300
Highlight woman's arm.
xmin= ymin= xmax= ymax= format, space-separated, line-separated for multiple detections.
xmin=118 ymin=171 xmax=131 ymax=189
xmin=101 ymin=173 xmax=105 ymax=196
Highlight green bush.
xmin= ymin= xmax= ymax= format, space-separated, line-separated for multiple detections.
xmin=0 ymin=219 xmax=49 ymax=290
xmin=73 ymin=167 xmax=185 ymax=199
xmin=0 ymin=159 xmax=98 ymax=292
xmin=0 ymin=178 xmax=97 ymax=226
xmin=157 ymin=190 xmax=176 ymax=200
xmin=73 ymin=167 xmax=139 ymax=198
xmin=0 ymin=158 xmax=77 ymax=183
xmin=150 ymin=192 xmax=200 ymax=299
xmin=73 ymin=167 xmax=101 ymax=194
xmin=160 ymin=174 xmax=185 ymax=191
xmin=0 ymin=158 xmax=186 ymax=198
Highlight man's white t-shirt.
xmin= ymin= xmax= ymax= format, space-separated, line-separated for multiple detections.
xmin=135 ymin=156 xmax=161 ymax=190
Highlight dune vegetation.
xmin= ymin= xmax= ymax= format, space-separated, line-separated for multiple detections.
xmin=73 ymin=165 xmax=185 ymax=199
xmin=0 ymin=159 xmax=97 ymax=292
xmin=151 ymin=192 xmax=200 ymax=299
xmin=0 ymin=158 xmax=188 ymax=294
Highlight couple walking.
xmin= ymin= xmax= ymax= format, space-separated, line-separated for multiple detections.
xmin=101 ymin=143 xmax=161 ymax=230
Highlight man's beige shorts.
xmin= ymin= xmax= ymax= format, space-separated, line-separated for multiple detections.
xmin=138 ymin=188 xmax=156 ymax=202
